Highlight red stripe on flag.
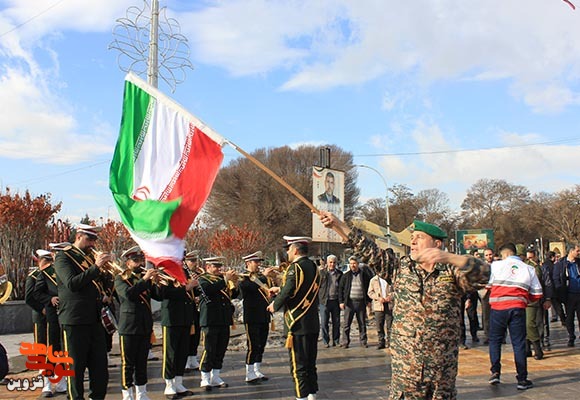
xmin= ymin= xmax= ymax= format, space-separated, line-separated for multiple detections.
xmin=167 ymin=125 xmax=223 ymax=238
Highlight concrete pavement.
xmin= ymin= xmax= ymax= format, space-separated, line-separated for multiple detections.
xmin=1 ymin=320 xmax=579 ymax=399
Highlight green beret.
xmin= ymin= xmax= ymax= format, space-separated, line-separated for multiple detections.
xmin=412 ymin=220 xmax=447 ymax=240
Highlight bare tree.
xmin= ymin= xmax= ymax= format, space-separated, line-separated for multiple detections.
xmin=527 ymin=186 xmax=580 ymax=243
xmin=205 ymin=145 xmax=359 ymax=251
xmin=388 ymin=184 xmax=418 ymax=231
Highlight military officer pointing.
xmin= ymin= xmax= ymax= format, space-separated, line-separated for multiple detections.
xmin=320 ymin=212 xmax=490 ymax=400
xmin=267 ymin=236 xmax=320 ymax=400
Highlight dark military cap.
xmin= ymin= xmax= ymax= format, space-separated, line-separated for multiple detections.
xmin=412 ymin=220 xmax=447 ymax=240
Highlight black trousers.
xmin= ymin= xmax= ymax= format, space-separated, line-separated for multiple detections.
xmin=320 ymin=299 xmax=340 ymax=345
xmin=200 ymin=326 xmax=230 ymax=372
xmin=162 ymin=325 xmax=189 ymax=379
xmin=46 ymin=319 xmax=62 ymax=352
xmin=565 ymin=292 xmax=580 ymax=340
xmin=245 ymin=323 xmax=269 ymax=364
xmin=343 ymin=299 xmax=367 ymax=345
xmin=62 ymin=323 xmax=108 ymax=400
xmin=33 ymin=320 xmax=47 ymax=347
xmin=187 ymin=315 xmax=201 ymax=357
xmin=120 ymin=334 xmax=149 ymax=389
xmin=289 ymin=333 xmax=318 ymax=398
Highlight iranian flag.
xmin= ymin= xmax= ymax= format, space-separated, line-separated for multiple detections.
xmin=110 ymin=72 xmax=225 ymax=283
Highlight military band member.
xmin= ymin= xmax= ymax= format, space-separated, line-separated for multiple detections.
xmin=239 ymin=251 xmax=273 ymax=383
xmin=25 ymin=257 xmax=47 ymax=351
xmin=34 ymin=248 xmax=68 ymax=397
xmin=54 ymin=224 xmax=110 ymax=400
xmin=158 ymin=263 xmax=197 ymax=399
xmin=267 ymin=237 xmax=320 ymax=400
xmin=198 ymin=256 xmax=238 ymax=391
xmin=183 ymin=251 xmax=202 ymax=372
xmin=115 ymin=246 xmax=160 ymax=400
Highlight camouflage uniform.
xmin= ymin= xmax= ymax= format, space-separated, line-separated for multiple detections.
xmin=346 ymin=229 xmax=489 ymax=400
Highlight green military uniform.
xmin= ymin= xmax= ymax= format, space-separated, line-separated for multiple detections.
xmin=55 ymin=246 xmax=108 ymax=400
xmin=35 ymin=265 xmax=62 ymax=352
xmin=115 ymin=270 xmax=160 ymax=390
xmin=525 ymin=259 xmax=545 ymax=357
xmin=239 ymin=273 xmax=272 ymax=366
xmin=198 ymin=272 xmax=237 ymax=373
xmin=158 ymin=272 xmax=196 ymax=380
xmin=272 ymin=255 xmax=320 ymax=399
xmin=25 ymin=268 xmax=47 ymax=346
xmin=345 ymin=227 xmax=489 ymax=400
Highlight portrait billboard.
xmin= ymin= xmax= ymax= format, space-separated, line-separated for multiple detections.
xmin=312 ymin=167 xmax=344 ymax=243
xmin=455 ymin=229 xmax=494 ymax=255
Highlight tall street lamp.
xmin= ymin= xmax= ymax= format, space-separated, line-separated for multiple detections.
xmin=355 ymin=164 xmax=391 ymax=248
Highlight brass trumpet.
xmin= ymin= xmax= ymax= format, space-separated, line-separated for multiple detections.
xmin=92 ymin=249 xmax=125 ymax=276
xmin=155 ymin=267 xmax=181 ymax=287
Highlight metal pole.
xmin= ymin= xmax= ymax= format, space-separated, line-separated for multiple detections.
xmin=147 ymin=0 xmax=159 ymax=87
xmin=355 ymin=164 xmax=391 ymax=247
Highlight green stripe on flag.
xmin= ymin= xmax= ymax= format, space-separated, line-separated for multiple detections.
xmin=110 ymin=80 xmax=180 ymax=238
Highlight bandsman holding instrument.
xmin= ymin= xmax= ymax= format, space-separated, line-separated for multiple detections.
xmin=25 ymin=253 xmax=47 ymax=354
xmin=183 ymin=251 xmax=203 ymax=372
xmin=198 ymin=256 xmax=238 ymax=391
xmin=267 ymin=236 xmax=320 ymax=400
xmin=239 ymin=251 xmax=274 ymax=384
xmin=54 ymin=224 xmax=111 ymax=400
xmin=114 ymin=246 xmax=161 ymax=400
xmin=35 ymin=246 xmax=68 ymax=397
xmin=158 ymin=258 xmax=197 ymax=399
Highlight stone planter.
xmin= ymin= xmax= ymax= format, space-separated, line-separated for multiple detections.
xmin=0 ymin=300 xmax=32 ymax=334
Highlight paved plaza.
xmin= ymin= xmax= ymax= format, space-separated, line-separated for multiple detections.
xmin=1 ymin=321 xmax=579 ymax=400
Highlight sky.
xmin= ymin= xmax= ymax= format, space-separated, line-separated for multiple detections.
xmin=1 ymin=0 xmax=579 ymax=225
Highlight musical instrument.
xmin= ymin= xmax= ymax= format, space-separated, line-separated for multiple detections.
xmin=101 ymin=305 xmax=118 ymax=334
xmin=185 ymin=266 xmax=211 ymax=304
xmin=0 ymin=261 xmax=12 ymax=304
xmin=92 ymin=249 xmax=125 ymax=276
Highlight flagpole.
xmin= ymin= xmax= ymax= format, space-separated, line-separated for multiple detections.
xmin=225 ymin=140 xmax=320 ymax=215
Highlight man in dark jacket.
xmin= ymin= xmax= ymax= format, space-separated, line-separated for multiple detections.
xmin=553 ymin=244 xmax=580 ymax=347
xmin=339 ymin=256 xmax=373 ymax=348
xmin=318 ymin=254 xmax=343 ymax=347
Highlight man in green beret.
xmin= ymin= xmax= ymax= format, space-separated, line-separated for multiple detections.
xmin=319 ymin=212 xmax=490 ymax=400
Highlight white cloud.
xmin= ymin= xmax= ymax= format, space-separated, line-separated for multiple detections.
xmin=181 ymin=0 xmax=580 ymax=111
xmin=0 ymin=67 xmax=113 ymax=163
xmin=373 ymin=121 xmax=580 ymax=209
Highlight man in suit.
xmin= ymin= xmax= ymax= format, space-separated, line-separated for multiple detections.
xmin=339 ymin=256 xmax=373 ymax=348
xmin=318 ymin=254 xmax=343 ymax=347
xmin=267 ymin=236 xmax=320 ymax=400
xmin=54 ymin=224 xmax=111 ymax=400
xmin=198 ymin=256 xmax=238 ymax=391
xmin=317 ymin=172 xmax=340 ymax=204
xmin=114 ymin=246 xmax=160 ymax=400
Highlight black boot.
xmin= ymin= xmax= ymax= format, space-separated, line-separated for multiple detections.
xmin=532 ymin=340 xmax=544 ymax=360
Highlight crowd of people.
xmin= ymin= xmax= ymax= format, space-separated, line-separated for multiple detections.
xmin=16 ymin=217 xmax=580 ymax=400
